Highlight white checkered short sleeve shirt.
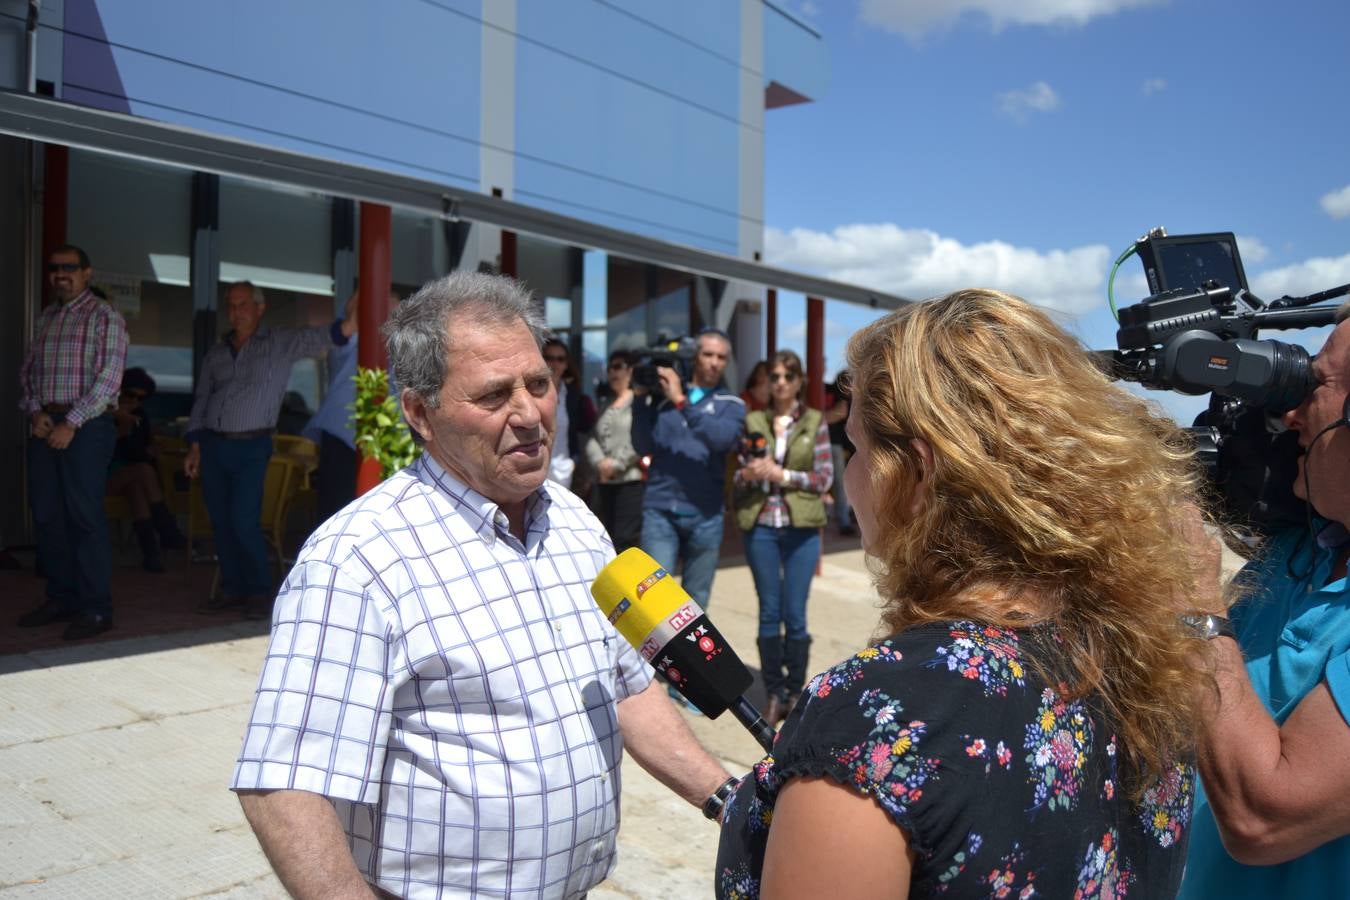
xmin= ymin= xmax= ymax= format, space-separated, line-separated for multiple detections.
xmin=231 ymin=455 xmax=653 ymax=899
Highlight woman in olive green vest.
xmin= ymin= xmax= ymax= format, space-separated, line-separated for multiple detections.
xmin=733 ymin=349 xmax=834 ymax=726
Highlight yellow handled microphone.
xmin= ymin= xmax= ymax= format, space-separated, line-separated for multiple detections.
xmin=591 ymin=547 xmax=775 ymax=752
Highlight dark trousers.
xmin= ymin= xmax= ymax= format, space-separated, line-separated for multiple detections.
xmin=27 ymin=414 xmax=116 ymax=615
xmin=596 ymin=480 xmax=645 ymax=553
xmin=199 ymin=432 xmax=272 ymax=598
xmin=315 ymin=432 xmax=357 ymax=523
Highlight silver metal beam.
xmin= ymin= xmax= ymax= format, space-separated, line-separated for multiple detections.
xmin=0 ymin=90 xmax=912 ymax=310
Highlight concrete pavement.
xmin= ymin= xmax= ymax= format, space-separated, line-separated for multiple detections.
xmin=0 ymin=545 xmax=883 ymax=899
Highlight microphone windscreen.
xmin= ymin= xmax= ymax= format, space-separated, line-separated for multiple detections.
xmin=591 ymin=547 xmax=753 ymax=717
xmin=591 ymin=547 xmax=697 ymax=655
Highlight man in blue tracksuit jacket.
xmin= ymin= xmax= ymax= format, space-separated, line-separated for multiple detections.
xmin=632 ymin=328 xmax=745 ymax=625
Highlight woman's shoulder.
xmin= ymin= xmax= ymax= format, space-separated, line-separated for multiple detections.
xmin=803 ymin=620 xmax=1039 ymax=704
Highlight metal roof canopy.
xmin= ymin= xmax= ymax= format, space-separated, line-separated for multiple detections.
xmin=0 ymin=90 xmax=911 ymax=310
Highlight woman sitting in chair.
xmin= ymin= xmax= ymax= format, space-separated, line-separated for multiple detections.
xmin=716 ymin=289 xmax=1209 ymax=899
xmin=107 ymin=367 xmax=184 ymax=572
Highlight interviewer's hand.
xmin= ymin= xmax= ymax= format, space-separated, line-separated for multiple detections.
xmin=740 ymin=457 xmax=780 ymax=482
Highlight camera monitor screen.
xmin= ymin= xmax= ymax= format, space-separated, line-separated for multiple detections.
xmin=1139 ymin=232 xmax=1249 ymax=296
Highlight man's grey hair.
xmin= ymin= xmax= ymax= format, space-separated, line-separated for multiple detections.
xmin=383 ymin=271 xmax=547 ymax=408
xmin=1336 ymin=298 xmax=1350 ymax=325
xmin=229 ymin=280 xmax=265 ymax=305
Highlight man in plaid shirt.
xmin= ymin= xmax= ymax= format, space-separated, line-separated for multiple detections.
xmin=16 ymin=244 xmax=129 ymax=640
xmin=232 ymin=272 xmax=734 ymax=898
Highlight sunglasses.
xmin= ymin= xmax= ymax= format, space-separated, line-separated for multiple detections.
xmin=544 ymin=354 xmax=568 ymax=363
xmin=48 ymin=262 xmax=83 ymax=273
xmin=608 ymin=361 xmax=629 ymax=370
xmin=769 ymin=372 xmax=798 ymax=383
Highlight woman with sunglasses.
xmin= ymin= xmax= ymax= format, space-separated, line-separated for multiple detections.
xmin=733 ymin=349 xmax=832 ymax=726
xmin=585 ymin=349 xmax=644 ymax=552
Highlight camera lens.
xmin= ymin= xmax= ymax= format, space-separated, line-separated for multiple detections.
xmin=1262 ymin=341 xmax=1313 ymax=414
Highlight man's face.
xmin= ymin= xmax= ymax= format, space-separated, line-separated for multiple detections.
xmin=691 ymin=333 xmax=730 ymax=388
xmin=226 ymin=285 xmax=265 ymax=336
xmin=1283 ymin=320 xmax=1350 ymax=525
xmin=407 ymin=316 xmax=557 ymax=509
xmin=48 ymin=251 xmax=91 ymax=302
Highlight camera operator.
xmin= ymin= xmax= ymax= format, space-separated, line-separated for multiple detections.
xmin=631 ymin=327 xmax=746 ymax=710
xmin=1181 ymin=302 xmax=1350 ymax=898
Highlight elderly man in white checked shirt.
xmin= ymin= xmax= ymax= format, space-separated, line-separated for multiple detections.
xmin=231 ymin=272 xmax=734 ymax=899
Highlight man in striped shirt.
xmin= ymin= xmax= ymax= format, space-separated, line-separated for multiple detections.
xmin=16 ymin=244 xmax=129 ymax=640
xmin=185 ymin=281 xmax=357 ymax=619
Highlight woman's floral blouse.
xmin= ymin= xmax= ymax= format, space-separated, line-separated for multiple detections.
xmin=715 ymin=621 xmax=1193 ymax=899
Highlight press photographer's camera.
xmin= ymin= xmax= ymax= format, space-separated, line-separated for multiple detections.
xmin=633 ymin=335 xmax=698 ymax=400
xmin=1106 ymin=228 xmax=1344 ymax=536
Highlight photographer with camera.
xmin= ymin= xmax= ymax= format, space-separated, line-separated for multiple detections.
xmin=631 ymin=327 xmax=746 ymax=711
xmin=1181 ymin=304 xmax=1350 ymax=898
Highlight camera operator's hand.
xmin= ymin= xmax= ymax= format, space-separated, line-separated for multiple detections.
xmin=656 ymin=365 xmax=685 ymax=407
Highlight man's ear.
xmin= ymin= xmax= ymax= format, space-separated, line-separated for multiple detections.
xmin=909 ymin=437 xmax=934 ymax=518
xmin=400 ymin=389 xmax=434 ymax=445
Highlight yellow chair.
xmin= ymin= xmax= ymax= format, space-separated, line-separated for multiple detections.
xmin=273 ymin=434 xmax=319 ymax=531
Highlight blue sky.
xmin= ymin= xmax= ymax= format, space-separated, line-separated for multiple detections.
xmin=761 ymin=0 xmax=1350 ymax=422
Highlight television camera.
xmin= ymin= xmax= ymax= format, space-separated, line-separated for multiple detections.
xmin=1105 ymin=228 xmax=1346 ymax=537
xmin=632 ymin=335 xmax=698 ymax=401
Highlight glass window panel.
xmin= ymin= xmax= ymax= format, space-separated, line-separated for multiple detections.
xmin=218 ymin=178 xmax=334 ymax=413
xmin=67 ymin=150 xmax=193 ymax=403
xmin=583 ymin=250 xmax=608 ymax=327
xmin=392 ymin=207 xmax=448 ymax=294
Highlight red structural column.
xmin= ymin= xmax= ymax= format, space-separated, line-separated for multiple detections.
xmin=356 ymin=201 xmax=392 ymax=495
xmin=500 ymin=229 xmax=517 ymax=278
xmin=41 ymin=144 xmax=68 ymax=276
xmin=357 ymin=202 xmax=392 ymax=369
xmin=765 ymin=288 xmax=777 ymax=357
xmin=806 ymin=295 xmax=825 ymax=410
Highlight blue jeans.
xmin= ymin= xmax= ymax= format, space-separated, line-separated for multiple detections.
xmin=641 ymin=508 xmax=724 ymax=611
xmin=199 ymin=432 xmax=273 ymax=598
xmin=27 ymin=414 xmax=116 ymax=615
xmin=743 ymin=525 xmax=819 ymax=641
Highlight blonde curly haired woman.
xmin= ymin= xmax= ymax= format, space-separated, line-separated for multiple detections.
xmin=716 ymin=289 xmax=1210 ymax=899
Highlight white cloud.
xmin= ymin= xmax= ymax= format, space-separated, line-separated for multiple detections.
xmin=859 ymin=0 xmax=1167 ymax=39
xmin=1319 ymin=184 xmax=1350 ymax=219
xmin=764 ymin=223 xmax=1109 ymax=315
xmin=1249 ymin=251 xmax=1350 ymax=301
xmin=1141 ymin=77 xmax=1167 ymax=95
xmin=996 ymin=81 xmax=1060 ymax=122
xmin=1235 ymin=234 xmax=1269 ymax=264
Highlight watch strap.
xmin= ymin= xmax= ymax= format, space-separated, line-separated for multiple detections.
xmin=1179 ymin=612 xmax=1236 ymax=641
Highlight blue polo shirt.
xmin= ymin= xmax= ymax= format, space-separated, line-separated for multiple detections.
xmin=1181 ymin=522 xmax=1350 ymax=898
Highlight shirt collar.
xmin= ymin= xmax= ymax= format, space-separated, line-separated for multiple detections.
xmin=413 ymin=453 xmax=553 ymax=544
xmin=223 ymin=324 xmax=271 ymax=345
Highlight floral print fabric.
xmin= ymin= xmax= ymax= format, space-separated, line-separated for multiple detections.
xmin=715 ymin=621 xmax=1193 ymax=898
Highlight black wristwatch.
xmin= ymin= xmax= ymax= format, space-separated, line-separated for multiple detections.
xmin=1179 ymin=612 xmax=1237 ymax=641
xmin=702 ymin=776 xmax=740 ymax=821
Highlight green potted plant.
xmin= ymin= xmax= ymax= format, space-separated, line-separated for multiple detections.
xmin=350 ymin=367 xmax=420 ymax=493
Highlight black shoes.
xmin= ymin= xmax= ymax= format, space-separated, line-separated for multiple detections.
xmin=62 ymin=613 xmax=113 ymax=641
xmin=17 ymin=603 xmax=76 ymax=628
xmin=18 ymin=604 xmax=113 ymax=639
